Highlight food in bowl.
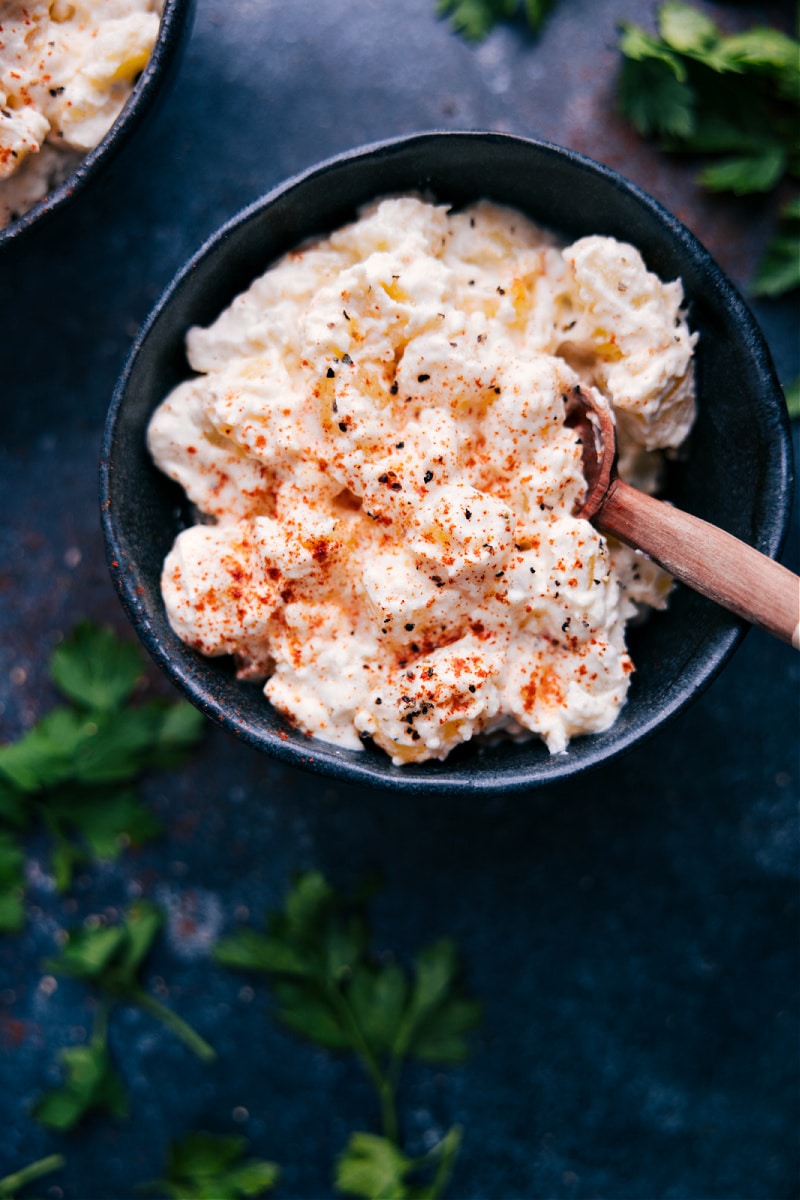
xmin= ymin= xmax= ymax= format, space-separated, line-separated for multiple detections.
xmin=146 ymin=194 xmax=697 ymax=765
xmin=0 ymin=0 xmax=162 ymax=228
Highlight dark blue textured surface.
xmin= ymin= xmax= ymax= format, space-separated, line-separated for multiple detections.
xmin=1 ymin=1 xmax=798 ymax=1197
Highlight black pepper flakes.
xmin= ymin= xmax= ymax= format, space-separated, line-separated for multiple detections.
xmin=342 ymin=352 xmax=353 ymax=365
xmin=390 ymin=381 xmax=399 ymax=395
xmin=326 ymin=367 xmax=335 ymax=379
xmin=418 ymin=373 xmax=430 ymax=382
xmin=405 ymin=623 xmax=415 ymax=631
xmin=423 ymin=470 xmax=433 ymax=484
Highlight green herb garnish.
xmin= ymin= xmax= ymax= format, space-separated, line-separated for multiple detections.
xmin=141 ymin=1131 xmax=279 ymax=1199
xmin=0 ymin=1155 xmax=65 ymax=1199
xmin=617 ymin=3 xmax=799 ymax=297
xmin=783 ymin=376 xmax=800 ymax=421
xmin=33 ymin=900 xmax=215 ymax=1131
xmin=214 ymin=871 xmax=481 ymax=1198
xmin=752 ymin=197 xmax=800 ymax=298
xmin=436 ymin=0 xmax=556 ymax=42
xmin=0 ymin=622 xmax=204 ymax=927
xmin=618 ymin=2 xmax=799 ymax=188
xmin=0 ymin=829 xmax=25 ymax=934
xmin=335 ymin=1127 xmax=462 ymax=1200
xmin=32 ymin=1003 xmax=128 ymax=1131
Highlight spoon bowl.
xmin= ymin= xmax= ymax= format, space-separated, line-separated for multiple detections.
xmin=565 ymin=385 xmax=800 ymax=649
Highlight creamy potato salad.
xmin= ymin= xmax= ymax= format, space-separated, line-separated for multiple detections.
xmin=148 ymin=197 xmax=697 ymax=763
xmin=0 ymin=0 xmax=162 ymax=227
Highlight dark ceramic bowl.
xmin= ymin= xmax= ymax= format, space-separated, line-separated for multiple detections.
xmin=100 ymin=131 xmax=793 ymax=794
xmin=0 ymin=0 xmax=194 ymax=250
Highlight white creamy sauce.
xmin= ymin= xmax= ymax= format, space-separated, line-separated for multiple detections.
xmin=0 ymin=0 xmax=162 ymax=227
xmin=147 ymin=197 xmax=697 ymax=763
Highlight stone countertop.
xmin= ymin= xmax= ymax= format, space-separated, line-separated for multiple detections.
xmin=0 ymin=1 xmax=798 ymax=1196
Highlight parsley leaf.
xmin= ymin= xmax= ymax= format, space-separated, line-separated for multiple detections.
xmin=0 ymin=707 xmax=100 ymax=794
xmin=752 ymin=197 xmax=800 ymax=297
xmin=143 ymin=1131 xmax=279 ymax=1199
xmin=50 ymin=620 xmax=143 ymax=712
xmin=0 ymin=1155 xmax=65 ymax=1199
xmin=335 ymin=1133 xmax=412 ymax=1199
xmin=617 ymin=5 xmax=799 ymax=190
xmin=0 ymin=831 xmax=25 ymax=934
xmin=214 ymin=871 xmax=480 ymax=1196
xmin=658 ymin=1 xmax=717 ymax=56
xmin=48 ymin=785 xmax=161 ymax=862
xmin=335 ymin=1127 xmax=462 ymax=1200
xmin=697 ymin=147 xmax=786 ymax=195
xmin=616 ymin=50 xmax=694 ymax=140
xmin=32 ymin=1005 xmax=128 ymax=1131
xmin=0 ymin=777 xmax=27 ymax=829
xmin=783 ymin=377 xmax=800 ymax=420
xmin=436 ymin=0 xmax=555 ymax=42
xmin=0 ymin=621 xmax=205 ymax=932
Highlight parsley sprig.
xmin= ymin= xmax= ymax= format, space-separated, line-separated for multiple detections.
xmin=213 ymin=872 xmax=481 ymax=1198
xmin=33 ymin=901 xmax=215 ymax=1131
xmin=617 ymin=3 xmax=799 ymax=297
xmin=436 ymin=0 xmax=556 ymax=42
xmin=0 ymin=622 xmax=205 ymax=928
xmin=142 ymin=1131 xmax=279 ymax=1199
xmin=618 ymin=1 xmax=799 ymax=191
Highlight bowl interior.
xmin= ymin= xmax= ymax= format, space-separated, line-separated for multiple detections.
xmin=101 ymin=131 xmax=792 ymax=793
xmin=0 ymin=0 xmax=194 ymax=250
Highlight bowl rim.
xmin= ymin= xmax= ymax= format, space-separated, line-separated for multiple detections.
xmin=0 ymin=0 xmax=194 ymax=251
xmin=100 ymin=129 xmax=794 ymax=794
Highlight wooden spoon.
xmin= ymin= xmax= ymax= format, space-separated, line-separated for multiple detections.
xmin=563 ymin=385 xmax=800 ymax=649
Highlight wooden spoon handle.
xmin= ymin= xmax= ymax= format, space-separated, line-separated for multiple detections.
xmin=598 ymin=478 xmax=800 ymax=648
